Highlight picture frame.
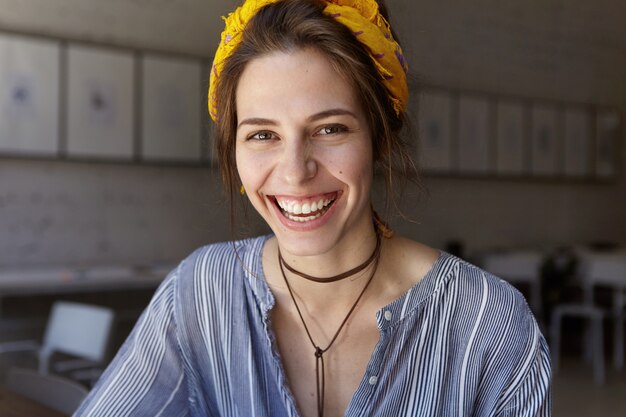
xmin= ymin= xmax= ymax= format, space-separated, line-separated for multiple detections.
xmin=141 ymin=54 xmax=203 ymax=162
xmin=563 ymin=107 xmax=592 ymax=178
xmin=458 ymin=95 xmax=491 ymax=175
xmin=530 ymin=104 xmax=560 ymax=176
xmin=66 ymin=44 xmax=135 ymax=160
xmin=416 ymin=90 xmax=454 ymax=173
xmin=495 ymin=100 xmax=526 ymax=176
xmin=0 ymin=34 xmax=60 ymax=156
xmin=595 ymin=109 xmax=620 ymax=179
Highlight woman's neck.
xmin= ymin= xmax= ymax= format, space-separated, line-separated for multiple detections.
xmin=263 ymin=229 xmax=381 ymax=308
xmin=268 ymin=259 xmax=380 ymax=346
xmin=281 ymin=228 xmax=377 ymax=274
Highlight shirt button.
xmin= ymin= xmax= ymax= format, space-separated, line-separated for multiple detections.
xmin=368 ymin=375 xmax=378 ymax=385
xmin=384 ymin=310 xmax=393 ymax=321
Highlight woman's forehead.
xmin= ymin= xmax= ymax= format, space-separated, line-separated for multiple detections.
xmin=235 ymin=48 xmax=363 ymax=123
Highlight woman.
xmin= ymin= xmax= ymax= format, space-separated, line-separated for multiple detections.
xmin=74 ymin=1 xmax=551 ymax=416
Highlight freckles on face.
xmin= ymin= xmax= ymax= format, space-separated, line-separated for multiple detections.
xmin=233 ymin=48 xmax=375 ymax=252
xmin=234 ymin=48 xmax=372 ymax=180
xmin=235 ymin=144 xmax=275 ymax=197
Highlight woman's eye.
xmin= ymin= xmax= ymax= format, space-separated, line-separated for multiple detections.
xmin=316 ymin=125 xmax=347 ymax=136
xmin=249 ymin=131 xmax=275 ymax=141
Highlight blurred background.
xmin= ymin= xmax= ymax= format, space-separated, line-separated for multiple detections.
xmin=0 ymin=0 xmax=624 ymax=416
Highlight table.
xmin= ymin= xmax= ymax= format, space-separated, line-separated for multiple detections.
xmin=0 ymin=265 xmax=173 ymax=295
xmin=0 ymin=265 xmax=173 ymax=317
xmin=0 ymin=386 xmax=67 ymax=417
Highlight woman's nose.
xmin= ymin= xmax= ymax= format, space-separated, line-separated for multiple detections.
xmin=278 ymin=140 xmax=317 ymax=185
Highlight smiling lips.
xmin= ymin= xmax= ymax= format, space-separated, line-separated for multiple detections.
xmin=272 ymin=193 xmax=338 ymax=223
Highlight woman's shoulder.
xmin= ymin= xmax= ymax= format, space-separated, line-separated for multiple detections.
xmin=157 ymin=235 xmax=273 ymax=332
xmin=417 ymin=250 xmax=535 ymax=332
xmin=431 ymin=253 xmax=544 ymax=361
xmin=442 ymin=254 xmax=533 ymax=317
xmin=441 ymin=256 xmax=550 ymax=408
xmin=389 ymin=237 xmax=541 ymax=345
xmin=162 ymin=235 xmax=270 ymax=296
xmin=179 ymin=235 xmax=269 ymax=273
xmin=383 ymin=236 xmax=535 ymax=323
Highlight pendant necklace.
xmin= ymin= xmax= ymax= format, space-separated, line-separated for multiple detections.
xmin=277 ymin=231 xmax=382 ymax=417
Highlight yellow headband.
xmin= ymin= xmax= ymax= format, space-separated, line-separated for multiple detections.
xmin=208 ymin=0 xmax=409 ymax=121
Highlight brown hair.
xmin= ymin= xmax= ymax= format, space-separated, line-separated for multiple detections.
xmin=213 ymin=0 xmax=417 ymax=225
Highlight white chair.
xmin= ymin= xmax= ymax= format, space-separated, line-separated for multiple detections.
xmin=482 ymin=250 xmax=544 ymax=320
xmin=0 ymin=300 xmax=115 ymax=384
xmin=580 ymin=252 xmax=626 ymax=370
xmin=550 ymin=251 xmax=626 ymax=384
xmin=4 ymin=367 xmax=89 ymax=415
xmin=612 ymin=289 xmax=625 ymax=370
xmin=550 ymin=303 xmax=605 ymax=384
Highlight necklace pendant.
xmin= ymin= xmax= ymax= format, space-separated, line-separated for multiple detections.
xmin=314 ymin=347 xmax=323 ymax=358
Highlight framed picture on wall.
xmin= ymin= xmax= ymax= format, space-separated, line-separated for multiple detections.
xmin=563 ymin=107 xmax=592 ymax=178
xmin=416 ymin=90 xmax=454 ymax=173
xmin=66 ymin=44 xmax=135 ymax=160
xmin=141 ymin=54 xmax=203 ymax=162
xmin=495 ymin=100 xmax=526 ymax=176
xmin=595 ymin=109 xmax=620 ymax=179
xmin=0 ymin=34 xmax=60 ymax=156
xmin=458 ymin=95 xmax=490 ymax=175
xmin=530 ymin=104 xmax=560 ymax=176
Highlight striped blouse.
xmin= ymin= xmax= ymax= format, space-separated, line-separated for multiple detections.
xmin=74 ymin=235 xmax=551 ymax=417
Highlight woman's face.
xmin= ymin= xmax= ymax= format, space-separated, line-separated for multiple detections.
xmin=235 ymin=48 xmax=374 ymax=257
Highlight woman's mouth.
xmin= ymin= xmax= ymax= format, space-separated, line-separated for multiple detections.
xmin=271 ymin=193 xmax=338 ymax=223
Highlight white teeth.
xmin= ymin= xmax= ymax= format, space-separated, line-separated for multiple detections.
xmin=275 ymin=196 xmax=335 ymax=220
xmin=286 ymin=212 xmax=323 ymax=222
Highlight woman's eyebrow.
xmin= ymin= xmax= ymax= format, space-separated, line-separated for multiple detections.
xmin=237 ymin=117 xmax=278 ymax=129
xmin=307 ymin=108 xmax=357 ymax=122
xmin=237 ymin=108 xmax=357 ymax=130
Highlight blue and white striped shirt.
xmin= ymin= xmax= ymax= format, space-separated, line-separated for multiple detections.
xmin=74 ymin=236 xmax=551 ymax=416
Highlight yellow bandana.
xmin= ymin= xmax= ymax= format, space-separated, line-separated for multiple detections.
xmin=208 ymin=0 xmax=408 ymax=121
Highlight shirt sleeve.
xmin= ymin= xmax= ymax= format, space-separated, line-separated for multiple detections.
xmin=73 ymin=269 xmax=191 ymax=417
xmin=495 ymin=332 xmax=552 ymax=417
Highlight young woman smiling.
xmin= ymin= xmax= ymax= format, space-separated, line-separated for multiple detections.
xmin=74 ymin=1 xmax=551 ymax=416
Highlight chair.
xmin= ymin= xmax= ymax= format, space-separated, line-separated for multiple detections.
xmin=550 ymin=304 xmax=605 ymax=384
xmin=549 ymin=251 xmax=626 ymax=384
xmin=612 ymin=288 xmax=625 ymax=370
xmin=0 ymin=301 xmax=115 ymax=384
xmin=582 ymin=252 xmax=626 ymax=370
xmin=4 ymin=367 xmax=89 ymax=415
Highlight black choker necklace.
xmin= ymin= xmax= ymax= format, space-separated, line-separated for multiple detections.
xmin=278 ymin=231 xmax=382 ymax=283
xmin=277 ymin=230 xmax=382 ymax=417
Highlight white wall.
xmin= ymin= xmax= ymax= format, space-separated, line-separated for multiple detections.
xmin=0 ymin=0 xmax=235 ymax=57
xmin=0 ymin=0 xmax=624 ymax=266
xmin=389 ymin=0 xmax=626 ymax=251
xmin=0 ymin=159 xmax=233 ymax=266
